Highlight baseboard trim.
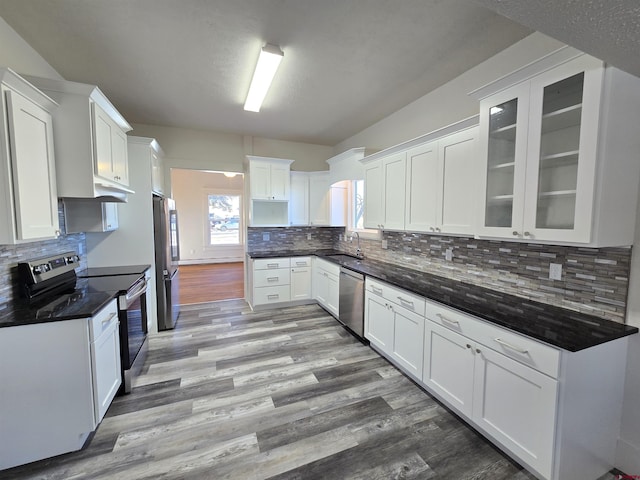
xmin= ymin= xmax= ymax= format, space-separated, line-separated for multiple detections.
xmin=616 ymin=437 xmax=640 ymax=474
xmin=179 ymin=258 xmax=244 ymax=265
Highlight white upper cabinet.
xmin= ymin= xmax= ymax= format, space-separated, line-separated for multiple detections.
xmin=23 ymin=75 xmax=133 ymax=201
xmin=473 ymin=51 xmax=640 ymax=246
xmin=308 ymin=172 xmax=331 ymax=226
xmin=289 ymin=171 xmax=309 ymax=226
xmin=289 ymin=171 xmax=347 ymax=227
xmin=361 ymin=119 xmax=479 ymax=235
xmin=246 ymin=156 xmax=294 ymax=226
xmin=0 ymin=68 xmax=60 ymax=244
xmin=248 ymin=156 xmax=292 ymax=200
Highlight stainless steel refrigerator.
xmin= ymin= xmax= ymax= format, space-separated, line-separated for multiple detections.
xmin=153 ymin=195 xmax=180 ymax=330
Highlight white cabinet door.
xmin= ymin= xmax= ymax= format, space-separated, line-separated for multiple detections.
xmin=270 ymin=162 xmax=290 ymax=200
xmin=93 ymin=103 xmax=114 ymax=182
xmin=363 ymin=159 xmax=383 ymax=229
xmin=4 ymin=90 xmax=59 ymax=241
xmin=382 ymin=152 xmax=406 ymax=230
xmin=423 ymin=321 xmax=475 ymax=417
xmin=308 ymin=172 xmax=330 ymax=226
xmin=111 ymin=127 xmax=129 ymax=186
xmin=313 ymin=266 xmax=328 ymax=306
xmin=405 ymin=141 xmax=438 ymax=232
xmin=478 ymin=82 xmax=531 ymax=239
xmin=289 ymin=172 xmax=309 ymax=225
xmin=291 ymin=266 xmax=312 ymax=300
xmin=391 ymin=304 xmax=424 ymax=378
xmin=473 ymin=345 xmax=557 ymax=480
xmin=91 ymin=316 xmax=121 ymax=423
xmin=365 ymin=292 xmax=394 ymax=354
xmin=250 ymin=161 xmax=272 ymax=199
xmin=522 ymin=58 xmax=602 ymax=243
xmin=326 ymin=272 xmax=339 ymax=317
xmin=438 ymin=127 xmax=478 ymax=235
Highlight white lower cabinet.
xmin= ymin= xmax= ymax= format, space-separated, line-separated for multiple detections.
xmin=290 ymin=257 xmax=312 ymax=301
xmin=363 ymin=276 xmax=626 ymax=480
xmin=0 ymin=299 xmax=121 ymax=470
xmin=423 ymin=320 xmax=557 ymax=478
xmin=312 ymin=258 xmax=339 ymax=317
xmin=250 ymin=256 xmax=313 ymax=306
xmin=364 ymin=278 xmax=425 ymax=379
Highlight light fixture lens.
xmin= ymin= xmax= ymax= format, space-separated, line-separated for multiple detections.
xmin=223 ymin=172 xmax=237 ymax=178
xmin=244 ymin=44 xmax=284 ymax=113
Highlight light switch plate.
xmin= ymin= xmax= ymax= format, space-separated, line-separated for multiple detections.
xmin=549 ymin=263 xmax=562 ymax=280
xmin=381 ymin=239 xmax=388 ymax=249
xmin=307 ymin=233 xmax=312 ymax=240
xmin=262 ymin=233 xmax=270 ymax=241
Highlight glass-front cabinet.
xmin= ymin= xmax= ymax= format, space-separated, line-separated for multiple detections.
xmin=478 ymin=55 xmax=604 ymax=243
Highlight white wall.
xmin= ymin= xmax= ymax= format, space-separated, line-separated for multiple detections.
xmin=130 ymin=123 xmax=333 ymax=196
xmin=334 ymin=32 xmax=565 ymax=154
xmin=0 ymin=16 xmax=63 ymax=79
xmin=171 ymin=168 xmax=245 ymax=264
xmin=617 ymin=191 xmax=640 ymax=473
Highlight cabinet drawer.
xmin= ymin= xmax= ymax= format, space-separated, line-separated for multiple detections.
xmin=425 ymin=300 xmax=560 ymax=378
xmin=365 ymin=278 xmax=426 ymax=316
xmin=254 ymin=268 xmax=290 ymax=288
xmin=90 ymin=299 xmax=118 ymax=340
xmin=253 ymin=285 xmax=291 ymax=305
xmin=254 ymin=258 xmax=291 ymax=270
xmin=290 ymin=256 xmax=312 ymax=267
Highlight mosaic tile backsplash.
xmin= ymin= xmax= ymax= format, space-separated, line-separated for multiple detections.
xmin=248 ymin=226 xmax=632 ymax=322
xmin=0 ymin=201 xmax=87 ymax=313
xmin=337 ymin=231 xmax=631 ymax=322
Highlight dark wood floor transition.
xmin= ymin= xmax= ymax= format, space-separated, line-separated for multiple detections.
xmin=4 ymin=301 xmax=620 ymax=479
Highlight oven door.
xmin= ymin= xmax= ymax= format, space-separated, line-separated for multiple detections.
xmin=118 ymin=276 xmax=148 ymax=389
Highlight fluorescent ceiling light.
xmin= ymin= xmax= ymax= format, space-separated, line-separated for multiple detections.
xmin=244 ymin=44 xmax=284 ymax=113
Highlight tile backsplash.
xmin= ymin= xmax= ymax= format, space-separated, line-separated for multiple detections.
xmin=218 ymin=226 xmax=631 ymax=322
xmin=247 ymin=226 xmax=342 ymax=252
xmin=338 ymin=231 xmax=631 ymax=322
xmin=0 ymin=201 xmax=87 ymax=312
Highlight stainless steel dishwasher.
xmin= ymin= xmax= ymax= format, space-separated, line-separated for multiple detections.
xmin=338 ymin=267 xmax=366 ymax=340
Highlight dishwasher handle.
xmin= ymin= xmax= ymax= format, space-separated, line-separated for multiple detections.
xmin=340 ymin=267 xmax=364 ymax=281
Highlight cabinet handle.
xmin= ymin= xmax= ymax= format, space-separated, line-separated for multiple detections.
xmin=466 ymin=344 xmax=472 ymax=349
xmin=296 ymin=261 xmax=307 ymax=266
xmin=523 ymin=231 xmax=531 ymax=237
xmin=267 ymin=294 xmax=279 ymax=300
xmin=475 ymin=348 xmax=482 ymax=354
xmin=102 ymin=312 xmax=117 ymax=324
xmin=512 ymin=231 xmax=519 ymax=236
xmin=435 ymin=227 xmax=441 ymax=232
xmin=494 ymin=337 xmax=529 ymax=354
xmin=436 ymin=313 xmax=459 ymax=325
xmin=372 ymin=286 xmax=383 ymax=295
xmin=54 ymin=229 xmax=61 ymax=237
xmin=429 ymin=227 xmax=435 ymax=232
xmin=397 ymin=296 xmax=414 ymax=307
xmin=267 ymin=277 xmax=279 ymax=282
xmin=267 ymin=263 xmax=279 ymax=268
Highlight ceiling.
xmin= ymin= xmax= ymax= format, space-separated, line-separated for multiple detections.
xmin=474 ymin=0 xmax=640 ymax=79
xmin=0 ymin=0 xmax=532 ymax=146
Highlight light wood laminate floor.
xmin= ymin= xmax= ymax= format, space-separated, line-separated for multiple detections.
xmin=3 ymin=301 xmax=622 ymax=479
xmin=179 ymin=262 xmax=244 ymax=304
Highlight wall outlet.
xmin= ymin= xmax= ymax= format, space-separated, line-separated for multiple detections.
xmin=262 ymin=232 xmax=270 ymax=241
xmin=307 ymin=233 xmax=312 ymax=240
xmin=381 ymin=239 xmax=388 ymax=249
xmin=339 ymin=234 xmax=343 ymax=241
xmin=549 ymin=263 xmax=562 ymax=281
xmin=445 ymin=248 xmax=453 ymax=262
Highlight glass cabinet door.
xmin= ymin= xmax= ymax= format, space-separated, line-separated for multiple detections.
xmin=533 ymin=72 xmax=584 ymax=230
xmin=478 ymin=81 xmax=530 ymax=237
xmin=484 ymin=98 xmax=518 ymax=228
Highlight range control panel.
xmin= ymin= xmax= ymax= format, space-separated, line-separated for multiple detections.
xmin=18 ymin=252 xmax=81 ymax=284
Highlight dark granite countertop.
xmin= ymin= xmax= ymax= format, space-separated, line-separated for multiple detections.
xmin=0 ymin=272 xmax=145 ymax=328
xmin=0 ymin=290 xmax=115 ymax=328
xmin=248 ymin=250 xmax=638 ymax=352
xmin=77 ymin=264 xmax=151 ymax=277
xmin=248 ymin=249 xmax=340 ymax=259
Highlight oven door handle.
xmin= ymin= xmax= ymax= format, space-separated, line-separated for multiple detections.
xmin=123 ymin=277 xmax=147 ymax=308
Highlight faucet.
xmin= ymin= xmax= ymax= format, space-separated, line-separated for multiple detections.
xmin=350 ymin=231 xmax=363 ymax=258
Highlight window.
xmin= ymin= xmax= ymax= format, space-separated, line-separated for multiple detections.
xmin=208 ymin=194 xmax=241 ymax=245
xmin=347 ymin=179 xmax=379 ymax=239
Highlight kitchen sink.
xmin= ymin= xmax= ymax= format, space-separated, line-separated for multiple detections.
xmin=326 ymin=254 xmax=363 ymax=264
